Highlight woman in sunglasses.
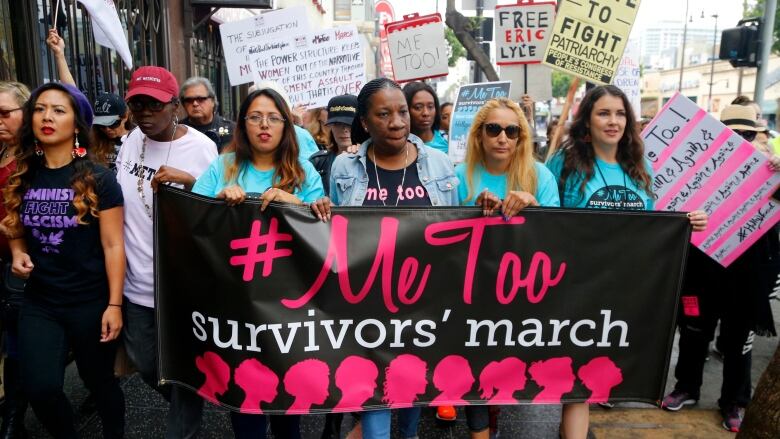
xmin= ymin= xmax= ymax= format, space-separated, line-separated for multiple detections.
xmin=546 ymin=85 xmax=707 ymax=439
xmin=448 ymin=97 xmax=559 ymax=439
xmin=92 ymin=93 xmax=133 ymax=171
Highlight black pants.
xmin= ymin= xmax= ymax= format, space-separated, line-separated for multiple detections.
xmin=19 ymin=295 xmax=125 ymax=438
xmin=674 ymin=249 xmax=754 ymax=409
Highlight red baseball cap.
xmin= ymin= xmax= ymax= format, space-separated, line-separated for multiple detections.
xmin=125 ymin=66 xmax=179 ymax=103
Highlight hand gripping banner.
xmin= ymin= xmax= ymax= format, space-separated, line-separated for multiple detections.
xmin=155 ymin=187 xmax=691 ymax=414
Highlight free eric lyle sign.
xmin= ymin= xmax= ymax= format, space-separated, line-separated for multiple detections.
xmin=190 ymin=0 xmax=272 ymax=7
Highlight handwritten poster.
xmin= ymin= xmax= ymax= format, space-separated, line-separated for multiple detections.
xmin=220 ymin=6 xmax=310 ymax=86
xmin=613 ymin=39 xmax=641 ymax=118
xmin=385 ymin=13 xmax=449 ymax=82
xmin=448 ymin=81 xmax=512 ymax=164
xmin=543 ymin=0 xmax=641 ymax=85
xmin=501 ymin=64 xmax=553 ymax=102
xmin=249 ymin=26 xmax=365 ymax=108
xmin=643 ymin=93 xmax=780 ymax=267
xmin=495 ymin=1 xmax=556 ymax=65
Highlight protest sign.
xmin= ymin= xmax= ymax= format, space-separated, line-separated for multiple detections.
xmin=495 ymin=1 xmax=556 ymax=66
xmin=376 ymin=0 xmax=396 ymax=79
xmin=501 ymin=64 xmax=553 ymax=102
xmin=220 ymin=6 xmax=310 ymax=86
xmin=448 ymin=81 xmax=512 ymax=164
xmin=613 ymin=39 xmax=641 ymax=118
xmin=385 ymin=13 xmax=449 ymax=82
xmin=156 ymin=186 xmax=691 ymax=413
xmin=543 ymin=0 xmax=641 ymax=85
xmin=249 ymin=25 xmax=365 ymax=108
xmin=643 ymin=93 xmax=780 ymax=267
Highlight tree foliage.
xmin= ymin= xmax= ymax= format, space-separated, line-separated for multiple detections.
xmin=746 ymin=0 xmax=779 ymax=54
xmin=552 ymin=71 xmax=575 ymax=98
xmin=444 ymin=28 xmax=466 ymax=67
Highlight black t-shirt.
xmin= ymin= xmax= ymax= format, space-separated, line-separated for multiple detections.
xmin=363 ymin=159 xmax=432 ymax=206
xmin=21 ymin=162 xmax=123 ymax=303
xmin=106 ymin=138 xmax=122 ymax=172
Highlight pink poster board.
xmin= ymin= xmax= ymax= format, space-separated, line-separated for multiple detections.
xmin=643 ymin=93 xmax=780 ymax=267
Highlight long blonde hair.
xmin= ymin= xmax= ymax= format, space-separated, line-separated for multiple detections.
xmin=463 ymin=98 xmax=537 ymax=203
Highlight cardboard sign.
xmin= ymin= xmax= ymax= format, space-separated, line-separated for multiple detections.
xmin=543 ymin=0 xmax=641 ymax=85
xmin=495 ymin=1 xmax=556 ymax=66
xmin=249 ymin=26 xmax=365 ymax=108
xmin=448 ymin=81 xmax=512 ymax=164
xmin=385 ymin=13 xmax=449 ymax=82
xmin=376 ymin=0 xmax=396 ymax=79
xmin=643 ymin=93 xmax=780 ymax=267
xmin=220 ymin=6 xmax=310 ymax=86
xmin=501 ymin=64 xmax=553 ymax=102
xmin=613 ymin=39 xmax=641 ymax=118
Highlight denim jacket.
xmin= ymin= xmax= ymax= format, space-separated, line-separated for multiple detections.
xmin=329 ymin=134 xmax=459 ymax=207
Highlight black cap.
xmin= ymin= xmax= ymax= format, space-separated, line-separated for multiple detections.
xmin=326 ymin=94 xmax=358 ymax=126
xmin=93 ymin=93 xmax=127 ymax=126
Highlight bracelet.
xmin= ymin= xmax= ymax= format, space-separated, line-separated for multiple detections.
xmin=108 ymin=303 xmax=122 ymax=308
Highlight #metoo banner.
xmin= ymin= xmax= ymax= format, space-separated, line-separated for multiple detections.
xmin=155 ymin=187 xmax=691 ymax=414
xmin=643 ymin=93 xmax=780 ymax=267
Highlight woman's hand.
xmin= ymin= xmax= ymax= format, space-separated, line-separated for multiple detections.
xmin=343 ymin=144 xmax=360 ymax=154
xmin=768 ymin=154 xmax=780 ymax=172
xmin=101 ymin=306 xmax=123 ymax=342
xmin=310 ymin=197 xmax=333 ymax=222
xmin=475 ymin=190 xmax=502 ymax=217
xmin=687 ymin=210 xmax=708 ymax=232
xmin=259 ymin=188 xmax=301 ymax=211
xmin=216 ymin=185 xmax=246 ymax=206
xmin=502 ymin=191 xmax=538 ymax=219
xmin=11 ymin=252 xmax=33 ymax=278
xmin=151 ymin=165 xmax=196 ymax=192
xmin=46 ymin=29 xmax=65 ymax=57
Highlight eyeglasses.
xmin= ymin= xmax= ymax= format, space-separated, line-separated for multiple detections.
xmin=0 ymin=107 xmax=22 ymax=119
xmin=128 ymin=99 xmax=174 ymax=112
xmin=245 ymin=115 xmax=286 ymax=126
xmin=484 ymin=123 xmax=520 ymax=140
xmin=182 ymin=96 xmax=212 ymax=105
xmin=734 ymin=130 xmax=757 ymax=142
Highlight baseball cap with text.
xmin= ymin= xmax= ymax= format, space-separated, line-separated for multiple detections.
xmin=125 ymin=66 xmax=179 ymax=103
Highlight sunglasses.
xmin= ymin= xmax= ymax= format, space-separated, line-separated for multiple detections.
xmin=182 ymin=96 xmax=212 ymax=105
xmin=128 ymin=99 xmax=174 ymax=112
xmin=484 ymin=123 xmax=520 ymax=140
xmin=734 ymin=130 xmax=757 ymax=142
xmin=100 ymin=119 xmax=123 ymax=129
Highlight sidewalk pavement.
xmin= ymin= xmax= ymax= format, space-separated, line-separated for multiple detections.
xmin=21 ymin=301 xmax=780 ymax=438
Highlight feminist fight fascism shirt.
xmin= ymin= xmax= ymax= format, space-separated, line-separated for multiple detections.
xmin=22 ymin=162 xmax=123 ymax=303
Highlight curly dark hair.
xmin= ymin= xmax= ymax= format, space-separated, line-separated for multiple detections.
xmin=556 ymin=85 xmax=653 ymax=205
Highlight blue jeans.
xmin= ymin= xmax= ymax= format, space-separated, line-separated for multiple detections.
xmin=361 ymin=408 xmax=420 ymax=439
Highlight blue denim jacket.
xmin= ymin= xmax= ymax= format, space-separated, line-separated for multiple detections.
xmin=329 ymin=134 xmax=459 ymax=207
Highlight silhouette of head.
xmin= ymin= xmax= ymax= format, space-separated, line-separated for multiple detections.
xmin=195 ymin=351 xmax=230 ymax=404
xmin=383 ymin=354 xmax=428 ymax=408
xmin=479 ymin=357 xmax=527 ymax=403
xmin=577 ymin=356 xmax=623 ymax=403
xmin=528 ymin=357 xmax=575 ymax=403
xmin=233 ymin=358 xmax=279 ymax=413
xmin=432 ymin=355 xmax=474 ymax=405
xmin=284 ymin=359 xmax=331 ymax=413
xmin=334 ymin=355 xmax=379 ymax=411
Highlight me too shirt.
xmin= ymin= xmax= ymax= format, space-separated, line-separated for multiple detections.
xmin=22 ymin=162 xmax=123 ymax=304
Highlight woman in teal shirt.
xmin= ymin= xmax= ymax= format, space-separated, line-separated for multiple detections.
xmin=193 ymin=88 xmax=324 ymax=209
xmin=403 ymin=81 xmax=449 ymax=154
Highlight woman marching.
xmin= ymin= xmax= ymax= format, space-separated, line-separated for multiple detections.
xmin=403 ymin=81 xmax=449 ymax=154
xmin=192 ymin=87 xmax=324 ymax=438
xmin=2 ymin=82 xmax=125 ymax=438
xmin=546 ymin=84 xmax=707 ymax=439
xmin=310 ymin=77 xmax=459 ymax=439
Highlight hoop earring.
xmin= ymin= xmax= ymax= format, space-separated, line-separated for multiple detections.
xmin=34 ymin=139 xmax=44 ymax=156
xmin=72 ymin=134 xmax=87 ymax=158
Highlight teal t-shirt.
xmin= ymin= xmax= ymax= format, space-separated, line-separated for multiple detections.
xmin=545 ymin=152 xmax=654 ymax=210
xmin=455 ymin=162 xmax=560 ymax=208
xmin=192 ymin=153 xmax=325 ymax=202
xmin=294 ymin=125 xmax=320 ymax=160
xmin=425 ymin=129 xmax=449 ymax=155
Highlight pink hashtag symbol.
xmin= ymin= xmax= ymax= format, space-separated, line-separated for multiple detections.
xmin=229 ymin=218 xmax=293 ymax=281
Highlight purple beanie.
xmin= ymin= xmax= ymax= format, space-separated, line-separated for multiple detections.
xmin=32 ymin=82 xmax=94 ymax=127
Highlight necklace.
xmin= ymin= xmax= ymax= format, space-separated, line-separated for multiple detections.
xmin=138 ymin=121 xmax=177 ymax=218
xmin=372 ymin=142 xmax=408 ymax=207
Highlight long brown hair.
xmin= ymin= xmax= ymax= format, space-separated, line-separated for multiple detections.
xmin=556 ymin=85 xmax=652 ymax=205
xmin=306 ymin=108 xmax=329 ymax=146
xmin=91 ymin=110 xmax=133 ymax=166
xmin=223 ymin=89 xmax=305 ymax=193
xmin=2 ymin=83 xmax=99 ymax=238
xmin=463 ymin=98 xmax=537 ymax=203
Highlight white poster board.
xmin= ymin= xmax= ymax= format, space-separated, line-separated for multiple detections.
xmin=250 ymin=26 xmax=365 ymax=108
xmin=220 ymin=6 xmax=310 ymax=86
xmin=613 ymin=39 xmax=641 ymax=119
xmin=495 ymin=1 xmax=556 ymax=66
xmin=501 ymin=64 xmax=553 ymax=102
xmin=386 ymin=13 xmax=449 ymax=82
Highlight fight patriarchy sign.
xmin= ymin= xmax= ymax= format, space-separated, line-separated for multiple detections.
xmin=155 ymin=187 xmax=690 ymax=414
